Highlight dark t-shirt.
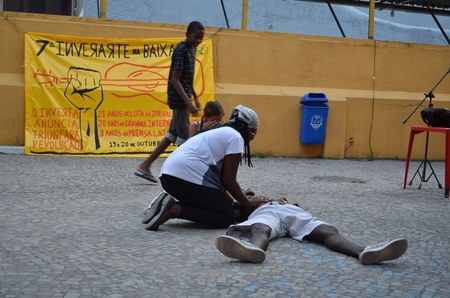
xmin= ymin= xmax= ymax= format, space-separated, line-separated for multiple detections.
xmin=167 ymin=41 xmax=196 ymax=109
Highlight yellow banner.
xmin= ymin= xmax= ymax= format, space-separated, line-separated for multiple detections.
xmin=24 ymin=32 xmax=215 ymax=156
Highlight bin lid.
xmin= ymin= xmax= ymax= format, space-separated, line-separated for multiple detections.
xmin=301 ymin=92 xmax=328 ymax=104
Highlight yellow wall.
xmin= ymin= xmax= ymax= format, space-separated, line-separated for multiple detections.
xmin=1 ymin=12 xmax=450 ymax=159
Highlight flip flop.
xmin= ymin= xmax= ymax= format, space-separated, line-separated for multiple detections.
xmin=134 ymin=170 xmax=158 ymax=183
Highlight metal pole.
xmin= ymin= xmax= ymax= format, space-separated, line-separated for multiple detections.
xmin=242 ymin=0 xmax=248 ymax=30
xmin=368 ymin=0 xmax=375 ymax=39
xmin=326 ymin=0 xmax=346 ymax=38
xmin=100 ymin=0 xmax=107 ymax=19
xmin=220 ymin=0 xmax=230 ymax=29
xmin=427 ymin=5 xmax=450 ymax=45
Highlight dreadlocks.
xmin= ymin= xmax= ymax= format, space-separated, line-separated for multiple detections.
xmin=224 ymin=110 xmax=253 ymax=167
xmin=193 ymin=104 xmax=258 ymax=166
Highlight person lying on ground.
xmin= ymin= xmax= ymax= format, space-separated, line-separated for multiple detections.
xmin=214 ymin=197 xmax=408 ymax=265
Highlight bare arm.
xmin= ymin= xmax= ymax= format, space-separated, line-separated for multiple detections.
xmin=170 ymin=69 xmax=199 ymax=114
xmin=224 ymin=191 xmax=236 ymax=205
xmin=192 ymin=89 xmax=201 ymax=109
xmin=221 ymin=154 xmax=267 ymax=212
xmin=189 ymin=121 xmax=200 ymax=138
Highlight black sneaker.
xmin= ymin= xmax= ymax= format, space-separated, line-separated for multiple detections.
xmin=145 ymin=196 xmax=176 ymax=231
xmin=142 ymin=191 xmax=168 ymax=224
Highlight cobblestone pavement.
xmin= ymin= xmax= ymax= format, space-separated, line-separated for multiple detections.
xmin=1 ymin=148 xmax=449 ymax=297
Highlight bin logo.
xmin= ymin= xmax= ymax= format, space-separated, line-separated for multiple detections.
xmin=310 ymin=115 xmax=323 ymax=129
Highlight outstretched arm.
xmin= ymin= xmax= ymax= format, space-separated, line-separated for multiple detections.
xmin=221 ymin=153 xmax=268 ymax=213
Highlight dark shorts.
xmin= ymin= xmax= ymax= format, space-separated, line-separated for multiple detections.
xmin=165 ymin=108 xmax=189 ymax=145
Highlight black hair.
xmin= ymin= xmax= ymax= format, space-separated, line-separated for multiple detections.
xmin=198 ymin=101 xmax=225 ymax=130
xmin=187 ymin=21 xmax=205 ymax=34
xmin=203 ymin=101 xmax=224 ymax=118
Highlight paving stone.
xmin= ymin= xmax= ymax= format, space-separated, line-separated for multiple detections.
xmin=0 ymin=154 xmax=449 ymax=297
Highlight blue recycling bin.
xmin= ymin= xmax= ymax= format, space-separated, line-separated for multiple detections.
xmin=300 ymin=92 xmax=329 ymax=144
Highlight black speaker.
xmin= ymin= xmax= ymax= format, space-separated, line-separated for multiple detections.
xmin=421 ymin=107 xmax=450 ymax=128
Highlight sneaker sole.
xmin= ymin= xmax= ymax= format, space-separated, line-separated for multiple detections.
xmin=360 ymin=238 xmax=408 ymax=265
xmin=142 ymin=192 xmax=168 ymax=224
xmin=215 ymin=235 xmax=266 ymax=263
xmin=145 ymin=196 xmax=176 ymax=231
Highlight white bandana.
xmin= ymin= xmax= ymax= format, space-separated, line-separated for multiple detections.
xmin=232 ymin=105 xmax=259 ymax=129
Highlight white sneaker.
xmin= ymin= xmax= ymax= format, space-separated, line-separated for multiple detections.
xmin=215 ymin=235 xmax=266 ymax=263
xmin=359 ymin=238 xmax=408 ymax=265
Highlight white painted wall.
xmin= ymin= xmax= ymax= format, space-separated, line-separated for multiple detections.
xmin=83 ymin=0 xmax=450 ymax=45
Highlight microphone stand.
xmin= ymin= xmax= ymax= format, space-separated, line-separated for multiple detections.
xmin=403 ymin=68 xmax=450 ymax=190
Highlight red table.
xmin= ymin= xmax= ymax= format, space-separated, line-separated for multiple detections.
xmin=403 ymin=125 xmax=450 ymax=198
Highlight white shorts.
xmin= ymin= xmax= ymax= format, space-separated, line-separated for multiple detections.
xmin=233 ymin=203 xmax=327 ymax=241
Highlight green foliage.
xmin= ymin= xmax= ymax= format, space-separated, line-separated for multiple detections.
xmin=251 ymin=152 xmax=266 ymax=158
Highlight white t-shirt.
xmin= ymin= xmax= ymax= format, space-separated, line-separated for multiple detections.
xmin=160 ymin=126 xmax=244 ymax=189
